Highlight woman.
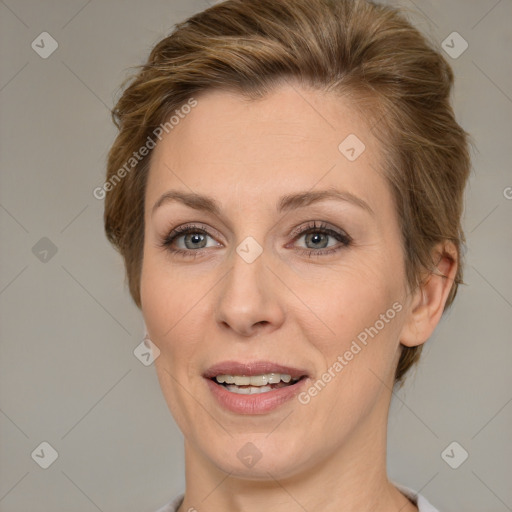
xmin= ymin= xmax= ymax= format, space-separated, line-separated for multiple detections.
xmin=103 ymin=0 xmax=471 ymax=510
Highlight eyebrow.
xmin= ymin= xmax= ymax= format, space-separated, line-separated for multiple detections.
xmin=151 ymin=187 xmax=374 ymax=217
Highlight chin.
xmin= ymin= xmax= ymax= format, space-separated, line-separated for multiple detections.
xmin=198 ymin=431 xmax=316 ymax=481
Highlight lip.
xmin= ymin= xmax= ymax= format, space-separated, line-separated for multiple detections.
xmin=203 ymin=360 xmax=310 ymax=415
xmin=203 ymin=360 xmax=309 ymax=380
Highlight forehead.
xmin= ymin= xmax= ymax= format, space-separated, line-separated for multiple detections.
xmin=146 ymin=84 xmax=387 ymax=211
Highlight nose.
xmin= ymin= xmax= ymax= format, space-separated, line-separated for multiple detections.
xmin=214 ymin=246 xmax=286 ymax=338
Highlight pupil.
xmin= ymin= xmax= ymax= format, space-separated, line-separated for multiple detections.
xmin=186 ymin=233 xmax=205 ymax=249
xmin=306 ymin=232 xmax=327 ymax=249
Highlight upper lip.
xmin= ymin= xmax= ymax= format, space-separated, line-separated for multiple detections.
xmin=203 ymin=361 xmax=309 ymax=380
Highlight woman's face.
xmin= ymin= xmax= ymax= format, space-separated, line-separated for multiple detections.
xmin=141 ymin=84 xmax=412 ymax=478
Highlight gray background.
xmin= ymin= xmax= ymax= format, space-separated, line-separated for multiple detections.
xmin=0 ymin=0 xmax=511 ymax=511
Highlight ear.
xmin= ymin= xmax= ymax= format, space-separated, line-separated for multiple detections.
xmin=399 ymin=242 xmax=458 ymax=348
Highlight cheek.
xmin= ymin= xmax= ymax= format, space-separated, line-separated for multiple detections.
xmin=290 ymin=252 xmax=406 ymax=381
xmin=140 ymin=251 xmax=189 ymax=350
xmin=140 ymin=249 xmax=215 ymax=369
xmin=299 ymin=257 xmax=402 ymax=332
xmin=294 ymin=264 xmax=404 ymax=425
xmin=140 ymin=252 xmax=226 ymax=439
xmin=140 ymin=257 xmax=171 ymax=341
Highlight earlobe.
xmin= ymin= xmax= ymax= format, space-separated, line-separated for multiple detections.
xmin=399 ymin=242 xmax=458 ymax=348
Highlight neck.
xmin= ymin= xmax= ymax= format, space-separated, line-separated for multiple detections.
xmin=178 ymin=386 xmax=417 ymax=512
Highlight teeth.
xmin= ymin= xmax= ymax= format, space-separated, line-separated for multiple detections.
xmin=225 ymin=385 xmax=273 ymax=395
xmin=267 ymin=373 xmax=281 ymax=384
xmin=234 ymin=376 xmax=251 ymax=385
xmin=214 ymin=373 xmax=299 ymax=386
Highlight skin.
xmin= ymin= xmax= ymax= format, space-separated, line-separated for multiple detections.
xmin=140 ymin=83 xmax=457 ymax=512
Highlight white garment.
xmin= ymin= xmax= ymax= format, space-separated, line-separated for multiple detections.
xmin=394 ymin=483 xmax=440 ymax=512
xmin=154 ymin=483 xmax=440 ymax=511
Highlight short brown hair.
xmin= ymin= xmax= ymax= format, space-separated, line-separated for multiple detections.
xmin=104 ymin=0 xmax=471 ymax=385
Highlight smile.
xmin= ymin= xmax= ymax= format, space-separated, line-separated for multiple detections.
xmin=203 ymin=361 xmax=310 ymax=414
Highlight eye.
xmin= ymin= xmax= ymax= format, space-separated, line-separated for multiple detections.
xmin=160 ymin=221 xmax=352 ymax=259
xmin=160 ymin=223 xmax=221 ymax=257
xmin=290 ymin=221 xmax=352 ymax=257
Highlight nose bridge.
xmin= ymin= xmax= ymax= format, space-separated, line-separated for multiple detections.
xmin=214 ymin=238 xmax=284 ymax=336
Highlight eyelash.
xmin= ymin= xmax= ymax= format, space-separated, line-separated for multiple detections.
xmin=160 ymin=221 xmax=352 ymax=259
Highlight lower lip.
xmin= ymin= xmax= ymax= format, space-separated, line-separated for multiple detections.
xmin=205 ymin=378 xmax=308 ymax=414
